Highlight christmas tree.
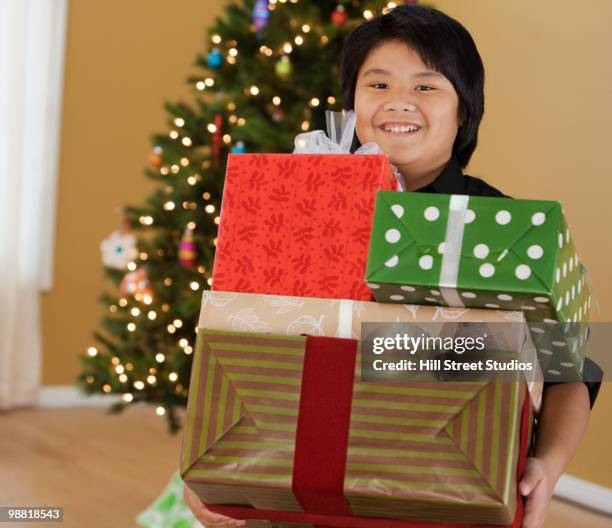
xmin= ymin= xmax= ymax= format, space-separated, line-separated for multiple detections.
xmin=77 ymin=0 xmax=401 ymax=434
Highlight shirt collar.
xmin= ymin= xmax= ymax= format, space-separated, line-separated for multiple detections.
xmin=413 ymin=155 xmax=467 ymax=194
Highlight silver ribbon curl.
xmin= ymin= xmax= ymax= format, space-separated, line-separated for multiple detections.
xmin=293 ymin=110 xmax=407 ymax=191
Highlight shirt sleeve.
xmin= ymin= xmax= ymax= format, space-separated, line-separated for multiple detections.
xmin=542 ymin=357 xmax=603 ymax=409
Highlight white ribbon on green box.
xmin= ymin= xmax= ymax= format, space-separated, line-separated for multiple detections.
xmin=439 ymin=194 xmax=470 ymax=307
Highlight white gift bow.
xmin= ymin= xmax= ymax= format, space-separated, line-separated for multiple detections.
xmin=293 ymin=110 xmax=406 ymax=191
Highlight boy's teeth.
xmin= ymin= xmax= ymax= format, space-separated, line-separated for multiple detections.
xmin=384 ymin=125 xmax=420 ymax=133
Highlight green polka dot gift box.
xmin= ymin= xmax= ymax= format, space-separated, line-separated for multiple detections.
xmin=365 ymin=192 xmax=592 ymax=379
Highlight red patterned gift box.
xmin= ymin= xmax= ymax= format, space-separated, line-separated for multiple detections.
xmin=211 ymin=153 xmax=396 ymax=300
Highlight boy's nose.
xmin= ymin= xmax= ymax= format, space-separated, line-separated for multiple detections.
xmin=383 ymin=100 xmax=417 ymax=112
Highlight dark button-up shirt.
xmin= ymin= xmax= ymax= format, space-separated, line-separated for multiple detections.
xmin=412 ymin=155 xmax=602 ymax=408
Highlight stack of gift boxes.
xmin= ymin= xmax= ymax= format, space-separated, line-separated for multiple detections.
xmin=180 ymin=152 xmax=591 ymax=528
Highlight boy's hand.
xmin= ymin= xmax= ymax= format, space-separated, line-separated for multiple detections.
xmin=183 ymin=483 xmax=247 ymax=528
xmin=519 ymin=457 xmax=557 ymax=528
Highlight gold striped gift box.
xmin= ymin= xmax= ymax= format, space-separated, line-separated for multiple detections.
xmin=180 ymin=328 xmax=531 ymax=526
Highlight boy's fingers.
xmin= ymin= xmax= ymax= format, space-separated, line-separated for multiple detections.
xmin=205 ymin=512 xmax=238 ymax=524
xmin=198 ymin=507 xmax=247 ymax=527
xmin=519 ymin=459 xmax=542 ymax=496
xmin=183 ymin=485 xmax=248 ymax=527
xmin=519 ymin=478 xmax=536 ymax=496
xmin=200 ymin=517 xmax=236 ymax=528
xmin=215 ymin=516 xmax=246 ymax=526
xmin=521 ymin=484 xmax=546 ymax=528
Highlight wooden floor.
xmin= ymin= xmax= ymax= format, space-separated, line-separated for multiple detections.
xmin=0 ymin=405 xmax=610 ymax=528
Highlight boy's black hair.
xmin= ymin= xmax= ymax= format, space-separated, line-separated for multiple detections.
xmin=340 ymin=4 xmax=484 ymax=168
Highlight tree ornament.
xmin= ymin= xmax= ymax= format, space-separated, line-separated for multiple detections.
xmin=149 ymin=145 xmax=163 ymax=168
xmin=230 ymin=141 xmax=246 ymax=154
xmin=212 ymin=114 xmax=223 ymax=167
xmin=266 ymin=103 xmax=284 ymax=122
xmin=275 ymin=56 xmax=292 ymax=79
xmin=207 ymin=48 xmax=223 ymax=69
xmin=178 ymin=227 xmax=196 ymax=269
xmin=120 ymin=268 xmax=152 ymax=301
xmin=252 ymin=0 xmax=270 ymax=37
xmin=101 ymin=229 xmax=138 ymax=270
xmin=330 ymin=5 xmax=348 ymax=27
xmin=149 ymin=152 xmax=162 ymax=169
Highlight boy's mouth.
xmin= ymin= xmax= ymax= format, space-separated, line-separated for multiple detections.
xmin=378 ymin=123 xmax=422 ymax=135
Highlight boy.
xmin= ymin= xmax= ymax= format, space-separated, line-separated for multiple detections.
xmin=185 ymin=6 xmax=602 ymax=528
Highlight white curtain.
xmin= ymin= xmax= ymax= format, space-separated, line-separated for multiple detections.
xmin=0 ymin=0 xmax=67 ymax=409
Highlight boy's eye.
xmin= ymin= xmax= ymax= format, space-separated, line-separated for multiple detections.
xmin=369 ymin=83 xmax=434 ymax=91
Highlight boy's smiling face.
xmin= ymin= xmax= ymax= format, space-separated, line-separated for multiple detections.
xmin=354 ymin=40 xmax=461 ymax=189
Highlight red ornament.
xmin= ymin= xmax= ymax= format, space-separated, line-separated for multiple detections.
xmin=149 ymin=153 xmax=162 ymax=169
xmin=212 ymin=114 xmax=223 ymax=168
xmin=266 ymin=103 xmax=284 ymax=123
xmin=179 ymin=227 xmax=196 ymax=269
xmin=120 ymin=268 xmax=153 ymax=302
xmin=330 ymin=5 xmax=348 ymax=27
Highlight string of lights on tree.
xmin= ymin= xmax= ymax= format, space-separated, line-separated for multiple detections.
xmin=78 ymin=0 xmax=421 ymax=434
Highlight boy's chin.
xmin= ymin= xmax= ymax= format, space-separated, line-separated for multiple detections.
xmin=386 ymin=154 xmax=421 ymax=169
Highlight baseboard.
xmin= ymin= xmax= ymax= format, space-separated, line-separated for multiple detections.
xmin=554 ymin=474 xmax=612 ymax=516
xmin=38 ymin=386 xmax=612 ymax=515
xmin=38 ymin=385 xmax=120 ymax=408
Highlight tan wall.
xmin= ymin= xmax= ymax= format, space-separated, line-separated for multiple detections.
xmin=434 ymin=0 xmax=612 ymax=487
xmin=42 ymin=0 xmax=228 ymax=380
xmin=44 ymin=0 xmax=611 ymax=487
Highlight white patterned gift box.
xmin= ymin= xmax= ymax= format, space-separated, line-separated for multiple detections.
xmin=365 ymin=192 xmax=592 ymax=380
xmin=196 ymin=290 xmax=544 ymax=411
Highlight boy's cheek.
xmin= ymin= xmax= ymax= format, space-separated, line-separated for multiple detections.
xmin=353 ymin=96 xmax=375 ymax=133
xmin=354 ymin=122 xmax=372 ymax=146
xmin=354 ymin=125 xmax=366 ymax=145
